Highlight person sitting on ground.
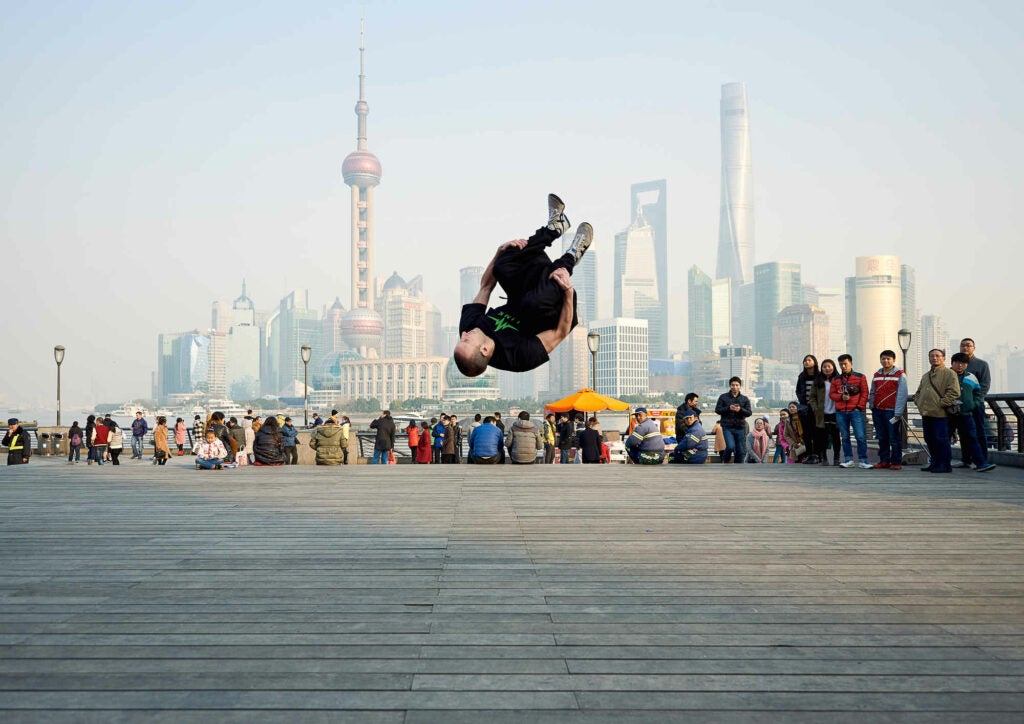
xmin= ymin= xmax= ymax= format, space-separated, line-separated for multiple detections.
xmin=455 ymin=193 xmax=593 ymax=375
xmin=309 ymin=415 xmax=345 ymax=466
xmin=783 ymin=401 xmax=808 ymax=463
xmin=469 ymin=416 xmax=504 ymax=464
xmin=228 ymin=417 xmax=245 ymax=463
xmin=625 ymin=408 xmax=665 ymax=464
xmin=577 ymin=417 xmax=604 ymax=464
xmin=745 ymin=418 xmax=771 ymax=463
xmin=252 ymin=416 xmax=285 ymax=466
xmin=670 ymin=409 xmax=708 ymax=464
xmin=506 ymin=411 xmax=543 ymax=464
xmin=195 ymin=429 xmax=228 ymax=470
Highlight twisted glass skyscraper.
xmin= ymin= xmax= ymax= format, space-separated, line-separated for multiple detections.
xmin=716 ymin=82 xmax=755 ymax=286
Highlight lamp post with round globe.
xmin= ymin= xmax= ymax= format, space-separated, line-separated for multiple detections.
xmin=54 ymin=346 xmax=65 ymax=427
xmin=897 ymin=329 xmax=912 ymax=447
xmin=301 ymin=346 xmax=312 ymax=428
xmin=587 ymin=332 xmax=600 ymax=392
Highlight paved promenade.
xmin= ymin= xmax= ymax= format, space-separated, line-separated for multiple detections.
xmin=1 ymin=459 xmax=1023 ymax=722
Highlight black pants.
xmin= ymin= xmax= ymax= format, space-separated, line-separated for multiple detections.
xmin=492 ymin=227 xmax=579 ymax=332
xmin=433 ymin=447 xmax=442 ymax=464
xmin=798 ymin=411 xmax=817 ymax=457
xmin=284 ymin=446 xmax=298 ymax=465
xmin=441 ymin=453 xmax=456 ymax=464
xmin=823 ymin=414 xmax=841 ymax=460
xmin=110 ymin=449 xmax=121 ymax=465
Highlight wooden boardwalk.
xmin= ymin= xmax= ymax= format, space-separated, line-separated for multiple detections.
xmin=1 ymin=458 xmax=1023 ymax=722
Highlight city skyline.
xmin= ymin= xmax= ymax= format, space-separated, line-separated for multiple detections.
xmin=3 ymin=2 xmax=1023 ymax=405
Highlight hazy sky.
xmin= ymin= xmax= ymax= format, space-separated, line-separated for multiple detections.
xmin=2 ymin=0 xmax=1022 ymax=407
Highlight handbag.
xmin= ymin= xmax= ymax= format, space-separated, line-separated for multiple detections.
xmin=791 ymin=442 xmax=807 ymax=458
xmin=236 ymin=452 xmax=248 ymax=466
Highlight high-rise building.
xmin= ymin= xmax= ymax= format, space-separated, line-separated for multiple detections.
xmin=157 ymin=332 xmax=211 ymax=398
xmin=156 ymin=333 xmax=183 ymax=401
xmin=268 ymin=289 xmax=320 ymax=396
xmin=561 ymin=233 xmax=597 ymax=326
xmin=459 ymin=266 xmax=483 ymax=307
xmin=920 ymin=314 xmax=949 ymax=359
xmin=426 ymin=304 xmax=445 ymax=357
xmin=816 ymin=287 xmax=846 ymax=361
xmin=590 ymin=318 xmax=648 ymax=397
xmin=845 ymin=256 xmax=902 ymax=365
xmin=340 ymin=21 xmax=384 ymax=355
xmin=614 ymin=215 xmax=663 ymax=361
xmin=687 ymin=266 xmax=713 ymax=358
xmin=718 ymin=345 xmax=756 ymax=388
xmin=754 ymin=261 xmax=801 ymax=358
xmin=900 ymin=264 xmax=921 ymax=379
xmin=227 ymin=281 xmax=260 ymax=400
xmin=631 ymin=180 xmax=668 ymax=357
xmin=802 ymin=284 xmax=820 ymax=306
xmin=547 ymin=325 xmax=589 ymax=398
xmin=206 ymin=330 xmax=228 ymax=398
xmin=716 ymin=82 xmax=755 ymax=286
xmin=733 ymin=282 xmax=757 ymax=349
xmin=321 ymin=298 xmax=348 ymax=356
xmin=378 ymin=272 xmax=428 ymax=358
xmin=773 ymin=304 xmax=830 ymax=364
xmin=711 ymin=278 xmax=733 ymax=351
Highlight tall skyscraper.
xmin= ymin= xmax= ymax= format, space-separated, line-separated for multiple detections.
xmin=716 ymin=82 xmax=755 ymax=286
xmin=459 ymin=266 xmax=483 ymax=307
xmin=687 ymin=266 xmax=713 ymax=358
xmin=845 ymin=256 xmax=902 ymax=365
xmin=773 ymin=304 xmax=830 ymax=364
xmin=590 ymin=318 xmax=649 ymax=397
xmin=269 ymin=289 xmax=320 ymax=395
xmin=340 ymin=21 xmax=384 ymax=356
xmin=711 ymin=278 xmax=733 ymax=351
xmin=920 ymin=314 xmax=949 ymax=360
xmin=816 ymin=287 xmax=847 ymax=361
xmin=733 ymin=282 xmax=756 ymax=349
xmin=614 ymin=213 xmax=664 ymax=360
xmin=227 ymin=281 xmax=260 ymax=399
xmin=631 ymin=180 xmax=668 ymax=357
xmin=547 ymin=325 xmax=589 ymax=398
xmin=378 ymin=272 xmax=428 ymax=358
xmin=754 ymin=261 xmax=802 ymax=358
xmin=900 ymin=264 xmax=921 ymax=379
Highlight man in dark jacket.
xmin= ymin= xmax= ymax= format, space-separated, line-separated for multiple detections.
xmin=715 ymin=377 xmax=752 ymax=464
xmin=130 ymin=411 xmax=149 ymax=459
xmin=674 ymin=393 xmax=701 ymax=439
xmin=281 ymin=417 xmax=299 ymax=465
xmin=577 ymin=417 xmax=604 ymax=464
xmin=556 ymin=413 xmax=574 ymax=464
xmin=369 ymin=411 xmax=396 ymax=465
xmin=2 ymin=419 xmax=31 ymax=465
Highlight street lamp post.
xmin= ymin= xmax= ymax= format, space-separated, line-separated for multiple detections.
xmin=54 ymin=346 xmax=65 ymax=428
xmin=300 ymin=345 xmax=312 ymax=428
xmin=587 ymin=332 xmax=600 ymax=391
xmin=897 ymin=329 xmax=912 ymax=448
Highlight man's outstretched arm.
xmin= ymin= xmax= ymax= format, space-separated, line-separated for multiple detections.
xmin=537 ymin=268 xmax=574 ymax=353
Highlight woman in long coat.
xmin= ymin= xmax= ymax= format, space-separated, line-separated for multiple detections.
xmin=174 ymin=418 xmax=188 ymax=456
xmin=416 ymin=420 xmax=433 ymax=464
xmin=153 ymin=417 xmax=172 ymax=465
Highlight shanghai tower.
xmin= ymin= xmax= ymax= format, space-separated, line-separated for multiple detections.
xmin=715 ymin=82 xmax=754 ymax=286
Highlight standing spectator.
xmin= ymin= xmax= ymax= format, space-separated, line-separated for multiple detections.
xmin=340 ymin=416 xmax=352 ymax=465
xmin=493 ymin=411 xmax=506 ymax=464
xmin=432 ymin=416 xmax=446 ymax=464
xmin=745 ymin=418 xmax=771 ymax=463
xmin=577 ymin=417 xmax=604 ymax=464
xmin=406 ymin=419 xmax=421 ymax=457
xmin=242 ymin=416 xmax=255 ymax=463
xmin=959 ymin=338 xmax=992 ymax=463
xmin=868 ymin=349 xmax=908 ymax=470
xmin=914 ymin=348 xmax=960 ymax=474
xmin=674 ymin=393 xmax=701 ymax=436
xmin=820 ymin=359 xmax=842 ymax=465
xmin=416 ymin=420 xmax=433 ymax=464
xmin=950 ymin=353 xmax=997 ymax=473
xmin=369 ymin=410 xmax=396 ymax=465
xmin=152 ymin=417 xmax=171 ymax=465
xmin=67 ymin=421 xmax=84 ymax=464
xmin=228 ymin=417 xmax=245 ymax=462
xmin=192 ymin=415 xmax=204 ymax=453
xmin=281 ymin=417 xmax=299 ymax=465
xmin=556 ymin=413 xmax=574 ymax=464
xmin=772 ymin=409 xmax=788 ymax=463
xmin=130 ymin=411 xmax=149 ymax=460
xmin=253 ymin=416 xmax=285 ymax=466
xmin=670 ymin=409 xmax=708 ymax=464
xmin=715 ymin=377 xmax=752 ymax=464
xmin=795 ymin=356 xmax=821 ymax=464
xmin=783 ymin=401 xmax=808 ymax=463
xmin=195 ymin=429 xmax=228 ymax=470
xmin=84 ymin=415 xmax=96 ymax=464
xmin=451 ymin=415 xmax=464 ymax=463
xmin=830 ymin=355 xmax=872 ymax=469
xmin=468 ymin=416 xmax=503 ymax=464
xmin=107 ymin=421 xmax=124 ymax=465
xmin=2 ymin=419 xmax=31 ymax=466
xmin=506 ymin=411 xmax=543 ymax=464
xmin=309 ymin=416 xmax=345 ymax=466
xmin=625 ymin=407 xmax=665 ymax=465
xmin=174 ymin=418 xmax=187 ymax=456
xmin=542 ymin=413 xmax=557 ymax=464
xmin=309 ymin=412 xmax=323 ymax=428
xmin=441 ymin=416 xmax=457 ymax=464
xmin=90 ymin=416 xmax=110 ymax=466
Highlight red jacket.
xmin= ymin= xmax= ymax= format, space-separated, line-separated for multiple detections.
xmin=91 ymin=423 xmax=110 ymax=446
xmin=829 ymin=372 xmax=869 ymax=412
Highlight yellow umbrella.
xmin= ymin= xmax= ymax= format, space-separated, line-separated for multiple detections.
xmin=546 ymin=388 xmax=631 ymax=413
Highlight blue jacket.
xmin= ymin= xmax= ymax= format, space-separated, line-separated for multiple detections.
xmin=956 ymin=371 xmax=985 ymax=414
xmin=433 ymin=422 xmax=446 ymax=449
xmin=131 ymin=418 xmax=149 ymax=438
xmin=280 ymin=423 xmax=299 ymax=447
xmin=671 ymin=420 xmax=708 ymax=463
xmin=625 ymin=417 xmax=664 ymax=452
xmin=468 ymin=423 xmax=503 ymax=457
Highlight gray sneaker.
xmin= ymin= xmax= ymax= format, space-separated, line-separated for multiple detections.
xmin=547 ymin=193 xmax=571 ymax=236
xmin=568 ymin=222 xmax=593 ymax=265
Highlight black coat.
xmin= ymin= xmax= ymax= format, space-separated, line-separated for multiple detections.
xmin=369 ymin=416 xmax=396 ymax=451
xmin=715 ymin=392 xmax=752 ymax=429
xmin=577 ymin=427 xmax=603 ymax=463
xmin=253 ymin=428 xmax=285 ymax=465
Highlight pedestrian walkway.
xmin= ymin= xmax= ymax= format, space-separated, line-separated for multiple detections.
xmin=1 ymin=462 xmax=1023 ymax=721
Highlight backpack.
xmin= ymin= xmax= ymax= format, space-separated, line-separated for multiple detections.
xmin=71 ymin=433 xmax=82 ymax=446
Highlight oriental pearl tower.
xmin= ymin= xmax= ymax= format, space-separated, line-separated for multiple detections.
xmin=340 ymin=20 xmax=384 ymax=357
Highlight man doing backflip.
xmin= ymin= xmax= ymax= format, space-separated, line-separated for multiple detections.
xmin=455 ymin=194 xmax=593 ymax=375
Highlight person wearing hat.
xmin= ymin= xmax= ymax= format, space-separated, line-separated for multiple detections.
xmin=309 ymin=412 xmax=323 ymax=429
xmin=669 ymin=409 xmax=708 ymax=464
xmin=625 ymin=408 xmax=665 ymax=465
xmin=281 ymin=416 xmax=299 ymax=465
xmin=330 ymin=409 xmax=339 ymax=423
xmin=2 ymin=418 xmax=31 ymax=465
